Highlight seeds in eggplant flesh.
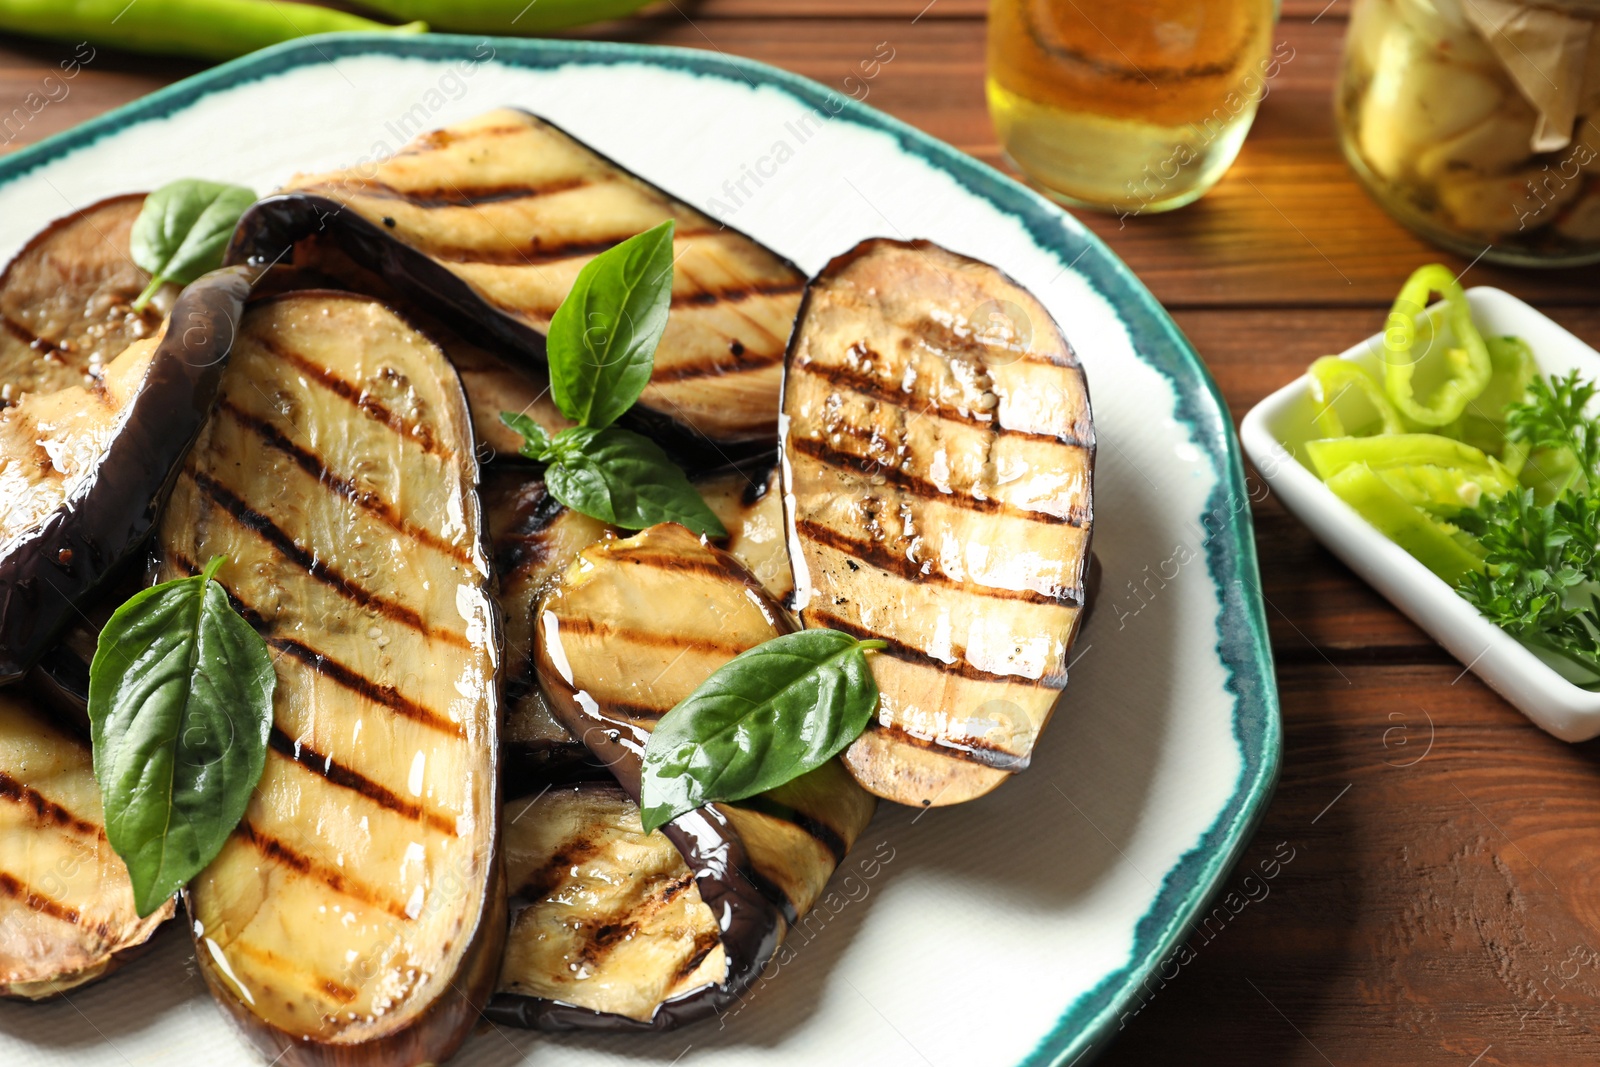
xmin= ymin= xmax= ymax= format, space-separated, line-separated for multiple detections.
xmin=780 ymin=238 xmax=1095 ymax=807
xmin=229 ymin=107 xmax=806 ymax=451
xmin=0 ymin=685 xmax=172 ymax=1000
xmin=497 ymin=782 xmax=726 ymax=1023
xmin=157 ymin=291 xmax=502 ymax=1062
xmin=0 ymin=194 xmax=170 ymax=401
xmin=506 ymin=524 xmax=875 ymax=1031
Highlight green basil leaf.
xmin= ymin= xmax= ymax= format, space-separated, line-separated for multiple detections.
xmin=546 ymin=425 xmax=726 ymax=537
xmin=500 ymin=410 xmax=554 ymax=461
xmin=88 ymin=556 xmax=276 ymax=917
xmin=547 ymin=219 xmax=675 ymax=428
xmin=129 ymin=178 xmax=257 ymax=311
xmin=639 ymin=629 xmax=882 ymax=833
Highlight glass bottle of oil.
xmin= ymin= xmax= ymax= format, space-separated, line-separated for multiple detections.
xmin=988 ymin=0 xmax=1281 ymax=215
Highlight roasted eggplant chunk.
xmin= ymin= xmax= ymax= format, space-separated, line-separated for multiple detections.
xmin=156 ymin=291 xmax=502 ymax=1065
xmin=0 ymin=193 xmax=175 ymax=403
xmin=227 ymin=108 xmax=805 ymax=455
xmin=0 ymin=685 xmax=173 ymax=1000
xmin=781 ymin=239 xmax=1094 ymax=807
xmin=495 ymin=524 xmax=875 ymax=1030
xmin=0 ymin=266 xmax=250 ymax=683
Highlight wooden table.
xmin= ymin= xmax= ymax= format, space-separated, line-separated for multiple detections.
xmin=4 ymin=3 xmax=1599 ymax=1064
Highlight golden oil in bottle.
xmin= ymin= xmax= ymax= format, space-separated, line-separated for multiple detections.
xmin=987 ymin=0 xmax=1280 ymax=216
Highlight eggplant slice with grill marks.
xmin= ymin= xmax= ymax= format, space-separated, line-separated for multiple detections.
xmin=0 ymin=266 xmax=251 ymax=683
xmin=0 ymin=685 xmax=173 ymax=1000
xmin=781 ymin=238 xmax=1095 ymax=807
xmin=491 ymin=523 xmax=875 ymax=1031
xmin=155 ymin=291 xmax=503 ymax=1065
xmin=0 ymin=193 xmax=177 ymax=404
xmin=696 ymin=455 xmax=794 ymax=605
xmin=226 ymin=107 xmax=806 ymax=457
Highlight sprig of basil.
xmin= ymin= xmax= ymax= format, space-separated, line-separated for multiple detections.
xmin=129 ymin=178 xmax=257 ymax=311
xmin=501 ymin=217 xmax=726 ymax=537
xmin=548 ymin=218 xmax=675 ymax=429
xmin=88 ymin=556 xmax=276 ymax=916
xmin=639 ymin=630 xmax=883 ymax=833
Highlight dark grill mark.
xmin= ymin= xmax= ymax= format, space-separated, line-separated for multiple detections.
xmin=315 ymin=174 xmax=596 ymax=209
xmin=672 ymin=928 xmax=724 ymax=986
xmin=789 ymin=435 xmax=1089 ymax=527
xmin=725 ymin=795 xmax=848 ymax=865
xmin=187 ymin=469 xmax=470 ymax=650
xmin=669 ymin=279 xmax=803 ymax=309
xmin=418 ymin=225 xmax=717 ymax=268
xmin=269 ymin=638 xmax=469 ymax=739
xmin=218 ymin=400 xmax=472 ymax=565
xmin=864 ymin=718 xmax=1032 ymax=773
xmin=911 ymin=315 xmax=1079 ymax=370
xmin=516 ymin=833 xmax=612 ymax=901
xmin=235 ymin=822 xmax=413 ymax=922
xmin=0 ymin=872 xmax=80 ymax=925
xmin=740 ymin=864 xmax=799 ymax=927
xmin=550 ymin=613 xmax=750 ymax=660
xmin=807 ymin=609 xmax=1069 ymax=688
xmin=248 ymin=334 xmax=440 ymax=454
xmin=797 ymin=358 xmax=1092 ymax=446
xmin=649 ymin=347 xmax=785 ymax=384
xmin=0 ymin=772 xmax=103 ymax=839
xmin=166 ymin=551 xmax=469 ymax=740
xmin=268 ymin=729 xmax=459 ymax=836
xmin=795 ymin=518 xmax=1083 ymax=607
xmin=1 ymin=314 xmax=56 ymax=354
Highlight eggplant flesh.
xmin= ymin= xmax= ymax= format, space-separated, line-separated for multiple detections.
xmin=156 ymin=291 xmax=502 ymax=1065
xmin=0 ymin=266 xmax=250 ymax=683
xmin=497 ymin=524 xmax=875 ymax=1031
xmin=0 ymin=194 xmax=176 ymax=404
xmin=696 ymin=455 xmax=794 ymax=605
xmin=781 ymin=239 xmax=1095 ymax=807
xmin=0 ymin=685 xmax=173 ymax=999
xmin=227 ymin=108 xmax=805 ymax=455
xmin=497 ymin=781 xmax=726 ymax=1023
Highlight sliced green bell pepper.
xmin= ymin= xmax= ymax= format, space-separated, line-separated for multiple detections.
xmin=1307 ymin=357 xmax=1406 ymax=437
xmin=1325 ymin=463 xmax=1486 ymax=584
xmin=1380 ymin=264 xmax=1492 ymax=428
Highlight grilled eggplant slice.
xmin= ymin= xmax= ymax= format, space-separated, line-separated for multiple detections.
xmin=696 ymin=455 xmax=794 ymax=604
xmin=227 ymin=107 xmax=805 ymax=456
xmin=0 ymin=193 xmax=175 ymax=403
xmin=156 ymin=291 xmax=502 ymax=1065
xmin=495 ymin=524 xmax=875 ymax=1030
xmin=0 ymin=685 xmax=172 ymax=999
xmin=781 ymin=239 xmax=1095 ymax=807
xmin=0 ymin=266 xmax=250 ymax=683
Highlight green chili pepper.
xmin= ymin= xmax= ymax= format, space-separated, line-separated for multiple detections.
xmin=1307 ymin=357 xmax=1406 ymax=438
xmin=1375 ymin=463 xmax=1503 ymax=516
xmin=1324 ymin=463 xmax=1486 ymax=584
xmin=346 ymin=0 xmax=657 ymax=33
xmin=1379 ymin=264 xmax=1492 ymax=428
xmin=0 ymin=0 xmax=425 ymax=62
xmin=1304 ymin=433 xmax=1517 ymax=494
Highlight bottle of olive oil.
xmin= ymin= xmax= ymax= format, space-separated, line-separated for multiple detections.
xmin=987 ymin=0 xmax=1280 ymax=216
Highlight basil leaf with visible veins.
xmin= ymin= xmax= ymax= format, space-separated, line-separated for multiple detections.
xmin=129 ymin=179 xmax=257 ymax=311
xmin=88 ymin=556 xmax=276 ymax=916
xmin=543 ymin=425 xmax=726 ymax=537
xmin=546 ymin=218 xmax=674 ymax=429
xmin=639 ymin=629 xmax=883 ymax=833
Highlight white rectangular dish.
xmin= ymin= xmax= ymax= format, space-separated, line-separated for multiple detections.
xmin=1241 ymin=286 xmax=1600 ymax=742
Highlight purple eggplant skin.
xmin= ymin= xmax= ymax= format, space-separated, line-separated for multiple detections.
xmin=0 ymin=266 xmax=252 ymax=683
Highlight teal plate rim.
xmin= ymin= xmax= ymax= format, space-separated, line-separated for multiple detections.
xmin=0 ymin=32 xmax=1282 ymax=1067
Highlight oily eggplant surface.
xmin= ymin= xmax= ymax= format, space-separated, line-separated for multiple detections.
xmin=227 ymin=107 xmax=805 ymax=457
xmin=502 ymin=524 xmax=875 ymax=1031
xmin=0 ymin=685 xmax=173 ymax=1000
xmin=695 ymin=455 xmax=794 ymax=605
xmin=156 ymin=291 xmax=502 ymax=1066
xmin=780 ymin=238 xmax=1095 ymax=807
xmin=0 ymin=266 xmax=251 ymax=683
xmin=0 ymin=194 xmax=175 ymax=403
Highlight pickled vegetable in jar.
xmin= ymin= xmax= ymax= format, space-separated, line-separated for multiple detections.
xmin=1337 ymin=0 xmax=1600 ymax=266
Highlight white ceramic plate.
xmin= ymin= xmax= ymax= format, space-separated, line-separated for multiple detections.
xmin=0 ymin=34 xmax=1278 ymax=1067
xmin=1242 ymin=287 xmax=1600 ymax=742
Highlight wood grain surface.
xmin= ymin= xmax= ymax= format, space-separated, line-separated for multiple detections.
xmin=3 ymin=3 xmax=1599 ymax=1065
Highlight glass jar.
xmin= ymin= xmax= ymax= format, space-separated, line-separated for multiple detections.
xmin=1337 ymin=0 xmax=1600 ymax=266
xmin=987 ymin=0 xmax=1279 ymax=216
